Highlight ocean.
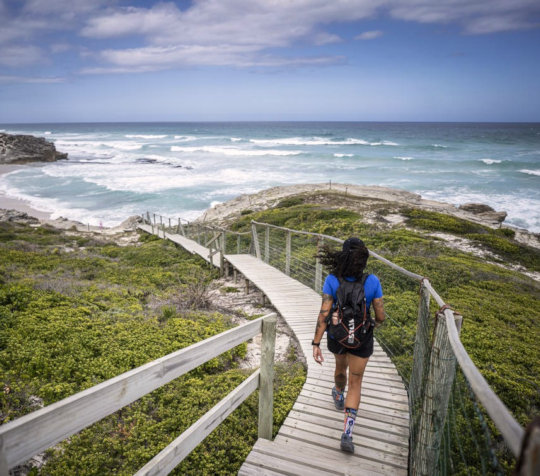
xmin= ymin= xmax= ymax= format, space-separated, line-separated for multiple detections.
xmin=1 ymin=122 xmax=539 ymax=232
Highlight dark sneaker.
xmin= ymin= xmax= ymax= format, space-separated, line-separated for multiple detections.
xmin=340 ymin=433 xmax=354 ymax=453
xmin=332 ymin=386 xmax=345 ymax=411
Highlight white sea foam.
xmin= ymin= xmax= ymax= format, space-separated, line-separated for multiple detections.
xmin=421 ymin=189 xmax=540 ymax=233
xmin=394 ymin=156 xmax=414 ymax=161
xmin=432 ymin=144 xmax=447 ymax=148
xmin=480 ymin=159 xmax=502 ymax=165
xmin=230 ymin=137 xmax=242 ymax=142
xmin=520 ymin=169 xmax=540 ymax=176
xmin=173 ymin=135 xmax=197 ymax=141
xmin=125 ymin=134 xmax=167 ymax=139
xmin=170 ymin=146 xmax=301 ymax=156
xmin=334 ymin=153 xmax=354 ymax=157
xmin=55 ymin=139 xmax=143 ymax=153
xmin=249 ymin=137 xmax=392 ymax=146
xmin=44 ymin=131 xmax=52 ymax=135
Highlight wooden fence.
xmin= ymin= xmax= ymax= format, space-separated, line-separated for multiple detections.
xmin=0 ymin=313 xmax=277 ymax=476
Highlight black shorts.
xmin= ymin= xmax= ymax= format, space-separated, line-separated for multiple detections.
xmin=327 ymin=332 xmax=373 ymax=358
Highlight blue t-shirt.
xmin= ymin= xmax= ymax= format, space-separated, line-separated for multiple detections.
xmin=322 ymin=274 xmax=383 ymax=310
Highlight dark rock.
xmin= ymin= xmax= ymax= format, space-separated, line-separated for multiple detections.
xmin=0 ymin=209 xmax=40 ymax=224
xmin=0 ymin=133 xmax=68 ymax=164
xmin=459 ymin=203 xmax=496 ymax=214
xmin=459 ymin=202 xmax=507 ymax=225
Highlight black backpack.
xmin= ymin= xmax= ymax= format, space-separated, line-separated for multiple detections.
xmin=327 ymin=274 xmax=373 ymax=349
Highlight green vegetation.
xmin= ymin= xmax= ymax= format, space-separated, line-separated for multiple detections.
xmin=402 ymin=208 xmax=539 ymax=271
xmin=0 ymin=221 xmax=305 ymax=474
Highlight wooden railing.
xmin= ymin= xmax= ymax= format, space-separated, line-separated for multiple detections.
xmin=0 ymin=313 xmax=277 ymax=476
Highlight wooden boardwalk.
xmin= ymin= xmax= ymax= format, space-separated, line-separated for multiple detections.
xmin=138 ymin=225 xmax=409 ymax=475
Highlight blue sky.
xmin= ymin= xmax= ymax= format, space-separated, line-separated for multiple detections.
xmin=1 ymin=0 xmax=539 ymax=123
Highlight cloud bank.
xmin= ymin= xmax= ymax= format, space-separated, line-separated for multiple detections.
xmin=0 ymin=0 xmax=538 ymax=75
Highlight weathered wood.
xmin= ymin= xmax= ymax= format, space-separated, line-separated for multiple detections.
xmin=0 ymin=315 xmax=271 ymax=470
xmin=251 ymin=222 xmax=261 ymax=259
xmin=408 ymin=280 xmax=431 ymax=470
xmin=220 ymin=231 xmax=226 ymax=275
xmin=259 ymin=314 xmax=277 ymax=440
xmin=135 ymin=370 xmax=260 ymax=476
xmin=411 ymin=309 xmax=462 ymax=476
xmin=264 ymin=225 xmax=270 ymax=263
xmin=285 ymin=231 xmax=291 ymax=276
xmin=315 ymin=237 xmax=322 ymax=292
xmin=424 ymin=280 xmax=525 ymax=457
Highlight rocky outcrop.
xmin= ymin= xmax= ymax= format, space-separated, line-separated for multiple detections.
xmin=0 ymin=209 xmax=40 ymax=225
xmin=0 ymin=133 xmax=68 ymax=164
xmin=458 ymin=202 xmax=507 ymax=226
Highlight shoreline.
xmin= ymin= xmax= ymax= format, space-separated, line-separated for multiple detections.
xmin=1 ymin=163 xmax=538 ymax=248
xmin=0 ymin=164 xmax=52 ymax=220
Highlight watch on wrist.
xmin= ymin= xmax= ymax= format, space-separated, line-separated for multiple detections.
xmin=311 ymin=340 xmax=320 ymax=347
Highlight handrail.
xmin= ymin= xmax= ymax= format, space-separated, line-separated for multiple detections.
xmin=0 ymin=313 xmax=277 ymax=473
xmin=250 ymin=220 xmax=424 ymax=281
xmin=424 ymin=280 xmax=525 ymax=456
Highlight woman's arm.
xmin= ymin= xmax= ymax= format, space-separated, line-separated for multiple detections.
xmin=372 ymin=297 xmax=385 ymax=328
xmin=312 ymin=293 xmax=333 ymax=364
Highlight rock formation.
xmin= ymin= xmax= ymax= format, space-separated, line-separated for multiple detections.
xmin=458 ymin=202 xmax=507 ymax=226
xmin=0 ymin=133 xmax=68 ymax=164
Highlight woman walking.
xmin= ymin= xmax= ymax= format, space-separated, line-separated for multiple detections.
xmin=311 ymin=237 xmax=385 ymax=453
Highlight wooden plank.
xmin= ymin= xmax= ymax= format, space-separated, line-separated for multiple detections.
xmin=277 ymin=426 xmax=408 ymax=469
xmin=135 ymin=371 xmax=260 ymax=476
xmin=280 ymin=418 xmax=408 ymax=458
xmin=239 ymin=462 xmax=286 ymax=476
xmin=0 ymin=315 xmax=269 ymax=469
xmin=244 ymin=444 xmax=337 ymax=476
xmin=291 ymin=403 xmax=409 ymax=436
xmin=248 ymin=438 xmax=386 ymax=476
xmin=271 ymin=436 xmax=403 ymax=475
xmin=284 ymin=410 xmax=409 ymax=447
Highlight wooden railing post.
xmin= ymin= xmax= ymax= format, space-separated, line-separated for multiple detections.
xmin=264 ymin=225 xmax=270 ymax=263
xmin=409 ymin=280 xmax=431 ymax=471
xmin=315 ymin=237 xmax=323 ymax=291
xmin=220 ymin=231 xmax=226 ymax=275
xmin=411 ymin=309 xmax=463 ymax=476
xmin=251 ymin=222 xmax=261 ymax=260
xmin=0 ymin=438 xmax=8 ymax=476
xmin=258 ymin=313 xmax=277 ymax=440
xmin=285 ymin=231 xmax=291 ymax=276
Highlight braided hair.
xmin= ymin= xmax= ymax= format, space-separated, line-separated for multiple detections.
xmin=318 ymin=237 xmax=369 ymax=280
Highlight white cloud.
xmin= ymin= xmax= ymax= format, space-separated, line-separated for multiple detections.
xmin=1 ymin=0 xmax=539 ymax=74
xmin=387 ymin=0 xmax=540 ymax=34
xmin=0 ymin=75 xmax=64 ymax=83
xmin=355 ymin=30 xmax=384 ymax=40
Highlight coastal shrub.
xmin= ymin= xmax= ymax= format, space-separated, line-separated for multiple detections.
xmin=0 ymin=222 xmax=305 ymax=475
xmin=401 ymin=208 xmax=539 ymax=271
xmin=276 ymin=196 xmax=304 ymax=208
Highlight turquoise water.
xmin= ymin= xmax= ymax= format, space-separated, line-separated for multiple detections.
xmin=0 ymin=122 xmax=539 ymax=232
